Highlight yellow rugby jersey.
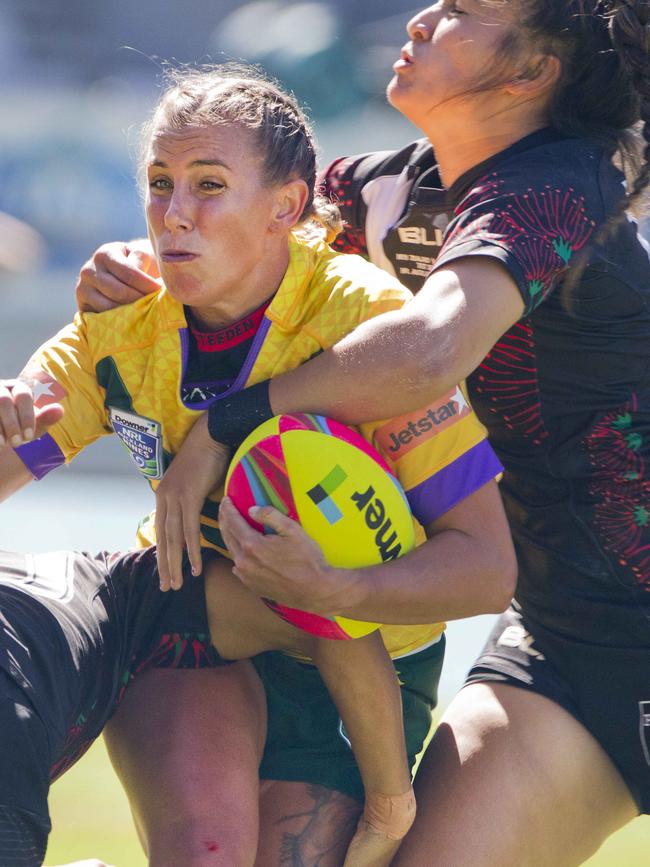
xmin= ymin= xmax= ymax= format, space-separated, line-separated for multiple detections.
xmin=15 ymin=236 xmax=501 ymax=658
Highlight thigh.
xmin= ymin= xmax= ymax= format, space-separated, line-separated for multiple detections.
xmin=104 ymin=663 xmax=266 ymax=867
xmin=466 ymin=602 xmax=650 ymax=812
xmin=256 ymin=780 xmax=361 ymax=867
xmin=394 ymin=682 xmax=638 ymax=867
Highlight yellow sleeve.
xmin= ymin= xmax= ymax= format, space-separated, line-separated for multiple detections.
xmin=304 ymin=254 xmax=412 ymax=350
xmin=361 ymin=383 xmax=503 ymax=527
xmin=15 ymin=314 xmax=111 ymax=476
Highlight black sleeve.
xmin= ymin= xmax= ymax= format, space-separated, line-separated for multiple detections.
xmin=318 ymin=139 xmax=434 ymax=257
xmin=433 ymin=162 xmax=601 ymax=315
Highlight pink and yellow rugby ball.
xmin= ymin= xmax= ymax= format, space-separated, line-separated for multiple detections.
xmin=224 ymin=413 xmax=415 ymax=639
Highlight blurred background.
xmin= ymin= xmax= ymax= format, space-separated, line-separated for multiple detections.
xmin=0 ymin=1 xmax=648 ymax=864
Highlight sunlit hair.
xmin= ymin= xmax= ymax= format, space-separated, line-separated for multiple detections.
xmin=139 ymin=62 xmax=341 ymax=241
xmin=482 ymin=0 xmax=650 ymax=219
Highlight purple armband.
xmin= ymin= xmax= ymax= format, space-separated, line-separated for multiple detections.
xmin=14 ymin=434 xmax=65 ymax=480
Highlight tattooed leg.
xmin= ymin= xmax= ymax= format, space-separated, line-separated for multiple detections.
xmin=256 ymin=781 xmax=362 ymax=867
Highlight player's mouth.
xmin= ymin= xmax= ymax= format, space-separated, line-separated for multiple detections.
xmin=393 ymin=46 xmax=414 ymax=73
xmin=160 ymin=250 xmax=199 ymax=263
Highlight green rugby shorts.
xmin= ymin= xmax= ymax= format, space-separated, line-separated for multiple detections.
xmin=253 ymin=635 xmax=445 ymax=802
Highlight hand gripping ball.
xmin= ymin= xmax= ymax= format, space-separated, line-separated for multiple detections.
xmin=224 ymin=413 xmax=415 ymax=639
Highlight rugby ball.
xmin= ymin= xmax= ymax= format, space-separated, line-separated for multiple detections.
xmin=224 ymin=413 xmax=415 ymax=639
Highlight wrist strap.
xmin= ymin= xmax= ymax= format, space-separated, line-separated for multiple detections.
xmin=207 ymin=380 xmax=273 ymax=450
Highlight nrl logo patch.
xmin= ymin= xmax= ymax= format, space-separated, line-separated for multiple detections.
xmin=109 ymin=407 xmax=164 ymax=480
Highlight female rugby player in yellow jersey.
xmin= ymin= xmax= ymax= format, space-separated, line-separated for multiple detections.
xmin=0 ymin=65 xmax=514 ymax=866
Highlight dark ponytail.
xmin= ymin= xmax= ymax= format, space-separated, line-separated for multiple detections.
xmin=493 ymin=0 xmax=650 ymax=218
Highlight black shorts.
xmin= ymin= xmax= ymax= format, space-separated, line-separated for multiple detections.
xmin=0 ymin=546 xmax=217 ymax=862
xmin=0 ymin=670 xmax=51 ymax=867
xmin=466 ymin=602 xmax=650 ymax=813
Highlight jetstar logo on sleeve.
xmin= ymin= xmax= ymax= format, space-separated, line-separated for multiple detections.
xmin=375 ymin=386 xmax=471 ymax=457
xmin=109 ymin=407 xmax=164 ymax=480
xmin=21 ymin=368 xmax=67 ymax=408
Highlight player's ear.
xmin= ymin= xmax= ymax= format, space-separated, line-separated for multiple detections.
xmin=502 ymin=53 xmax=561 ymax=99
xmin=269 ymin=179 xmax=309 ymax=232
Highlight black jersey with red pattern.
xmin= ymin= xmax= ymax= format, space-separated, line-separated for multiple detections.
xmin=321 ymin=129 xmax=650 ymax=644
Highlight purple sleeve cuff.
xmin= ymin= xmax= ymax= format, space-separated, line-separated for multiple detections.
xmin=14 ymin=433 xmax=65 ymax=480
xmin=407 ymin=439 xmax=503 ymax=526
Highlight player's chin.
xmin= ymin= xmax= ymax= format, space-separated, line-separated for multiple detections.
xmin=386 ymin=76 xmax=413 ymax=112
xmin=386 ymin=75 xmax=400 ymax=103
xmin=162 ymin=275 xmax=205 ymax=306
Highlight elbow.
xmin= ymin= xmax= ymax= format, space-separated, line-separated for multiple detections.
xmin=404 ymin=314 xmax=472 ymax=399
xmin=392 ymin=309 xmax=457 ymax=398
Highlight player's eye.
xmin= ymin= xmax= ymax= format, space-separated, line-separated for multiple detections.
xmin=447 ymin=0 xmax=467 ymax=14
xmin=198 ymin=179 xmax=225 ymax=193
xmin=149 ymin=177 xmax=172 ymax=193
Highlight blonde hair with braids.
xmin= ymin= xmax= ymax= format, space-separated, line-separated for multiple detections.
xmin=139 ymin=63 xmax=342 ymax=241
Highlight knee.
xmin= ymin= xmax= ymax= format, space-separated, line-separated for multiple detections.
xmin=146 ymin=815 xmax=257 ymax=867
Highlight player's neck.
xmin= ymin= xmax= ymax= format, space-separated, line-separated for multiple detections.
xmin=189 ymin=244 xmax=288 ymax=331
xmin=425 ymin=113 xmax=547 ymax=188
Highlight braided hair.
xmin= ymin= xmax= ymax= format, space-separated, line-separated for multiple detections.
xmin=140 ymin=63 xmax=341 ymax=241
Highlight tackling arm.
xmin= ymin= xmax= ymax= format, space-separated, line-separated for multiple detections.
xmin=267 ymin=257 xmax=525 ymax=424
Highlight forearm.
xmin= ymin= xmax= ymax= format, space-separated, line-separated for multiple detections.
xmin=220 ymin=481 xmax=517 ymax=627
xmin=269 ymin=304 xmax=448 ymax=424
xmin=313 ymin=633 xmax=411 ymax=796
xmin=210 ymin=261 xmax=524 ymax=449
xmin=331 ymin=524 xmax=514 ymax=625
xmin=318 ymin=481 xmax=517 ymax=625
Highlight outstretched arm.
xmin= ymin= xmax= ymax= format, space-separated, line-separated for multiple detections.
xmin=265 ymin=257 xmax=524 ymax=424
xmin=313 ymin=634 xmax=416 ymax=867
xmin=76 ymin=245 xmax=522 ymax=420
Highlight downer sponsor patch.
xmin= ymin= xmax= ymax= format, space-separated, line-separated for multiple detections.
xmin=109 ymin=407 xmax=164 ymax=480
xmin=375 ymin=386 xmax=471 ymax=458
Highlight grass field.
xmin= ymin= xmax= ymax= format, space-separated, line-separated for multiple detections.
xmin=45 ymin=736 xmax=650 ymax=866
